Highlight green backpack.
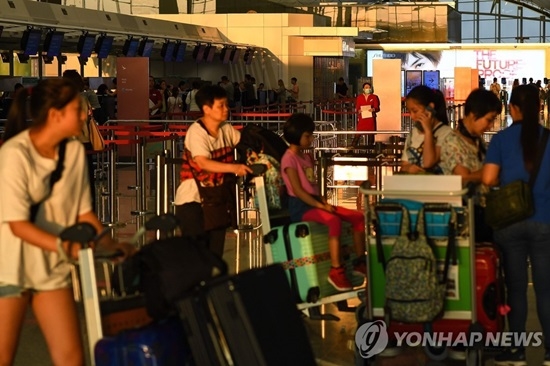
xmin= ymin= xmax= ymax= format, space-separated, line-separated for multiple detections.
xmin=375 ymin=202 xmax=456 ymax=323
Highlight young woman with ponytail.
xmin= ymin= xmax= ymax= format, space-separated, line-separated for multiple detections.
xmin=482 ymin=85 xmax=550 ymax=365
xmin=0 ymin=79 xmax=134 ymax=365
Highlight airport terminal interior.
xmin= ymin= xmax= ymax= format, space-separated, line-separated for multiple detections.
xmin=3 ymin=0 xmax=550 ymax=365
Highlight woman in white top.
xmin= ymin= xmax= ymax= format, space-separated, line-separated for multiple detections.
xmin=0 ymin=79 xmax=134 ymax=366
xmin=186 ymin=80 xmax=201 ymax=112
xmin=401 ymin=85 xmax=452 ymax=174
xmin=167 ymin=85 xmax=184 ymax=120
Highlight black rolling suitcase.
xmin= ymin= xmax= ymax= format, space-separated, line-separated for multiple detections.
xmin=178 ymin=264 xmax=317 ymax=366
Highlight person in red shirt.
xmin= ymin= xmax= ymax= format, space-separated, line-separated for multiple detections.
xmin=149 ymin=76 xmax=163 ymax=119
xmin=352 ymin=82 xmax=380 ymax=147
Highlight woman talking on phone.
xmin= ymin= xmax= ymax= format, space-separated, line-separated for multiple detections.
xmin=401 ymin=85 xmax=452 ymax=174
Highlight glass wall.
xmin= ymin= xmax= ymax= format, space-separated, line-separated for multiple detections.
xmin=305 ymin=1 xmax=550 ymax=44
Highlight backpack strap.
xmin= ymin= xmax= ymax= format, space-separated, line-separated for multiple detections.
xmin=373 ymin=202 xmax=412 ymax=271
xmin=30 ymin=139 xmax=68 ymax=222
xmin=421 ymin=203 xmax=457 ymax=285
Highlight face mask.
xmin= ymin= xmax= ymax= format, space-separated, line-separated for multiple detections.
xmin=364 ymin=88 xmax=372 ymax=94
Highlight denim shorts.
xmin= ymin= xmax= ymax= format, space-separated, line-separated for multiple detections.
xmin=0 ymin=284 xmax=26 ymax=298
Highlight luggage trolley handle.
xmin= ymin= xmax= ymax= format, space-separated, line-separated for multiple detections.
xmin=59 ymin=223 xmax=111 ymax=366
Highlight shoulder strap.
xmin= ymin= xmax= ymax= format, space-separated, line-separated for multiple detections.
xmin=416 ymin=123 xmax=444 ymax=152
xmin=432 ymin=122 xmax=445 ymax=135
xmin=374 ymin=218 xmax=386 ymax=271
xmin=528 ymin=128 xmax=550 ymax=188
xmin=30 ymin=139 xmax=68 ymax=222
xmin=50 ymin=139 xmax=68 ymax=188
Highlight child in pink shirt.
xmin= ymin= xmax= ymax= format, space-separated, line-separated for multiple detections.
xmin=280 ymin=113 xmax=366 ymax=291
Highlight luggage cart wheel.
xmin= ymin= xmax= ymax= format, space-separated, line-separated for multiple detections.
xmin=355 ymin=303 xmax=366 ymax=323
xmin=465 ymin=348 xmax=483 ymax=366
xmin=424 ymin=344 xmax=449 ymax=361
xmin=355 ymin=351 xmax=375 ymax=366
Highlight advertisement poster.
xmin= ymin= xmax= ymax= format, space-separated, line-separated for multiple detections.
xmin=405 ymin=70 xmax=422 ymax=96
xmin=367 ymin=49 xmax=546 ymax=87
xmin=423 ymin=70 xmax=440 ymax=90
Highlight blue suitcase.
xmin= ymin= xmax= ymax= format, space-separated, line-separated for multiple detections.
xmin=94 ymin=317 xmax=192 ymax=366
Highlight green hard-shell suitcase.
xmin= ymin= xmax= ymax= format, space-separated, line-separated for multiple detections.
xmin=264 ymin=221 xmax=364 ymax=303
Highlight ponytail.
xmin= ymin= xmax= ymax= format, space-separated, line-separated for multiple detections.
xmin=3 ymin=78 xmax=79 ymax=143
xmin=433 ymin=89 xmax=449 ymax=125
xmin=3 ymin=87 xmax=30 ymax=142
xmin=509 ymin=85 xmax=541 ymax=172
xmin=406 ymin=85 xmax=449 ymax=124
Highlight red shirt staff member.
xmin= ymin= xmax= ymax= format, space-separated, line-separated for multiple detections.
xmin=353 ymin=82 xmax=380 ymax=147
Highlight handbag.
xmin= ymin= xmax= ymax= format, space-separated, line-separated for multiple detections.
xmin=485 ymin=128 xmax=549 ymax=230
xmin=197 ymin=177 xmax=235 ymax=231
xmin=88 ymin=118 xmax=105 ymax=151
xmin=194 ymin=174 xmax=237 ymax=232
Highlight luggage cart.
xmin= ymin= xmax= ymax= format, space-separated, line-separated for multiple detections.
xmin=357 ymin=181 xmax=487 ymax=366
xmin=66 ymin=215 xmax=184 ymax=365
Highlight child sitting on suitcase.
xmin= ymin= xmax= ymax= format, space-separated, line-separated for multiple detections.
xmin=281 ymin=113 xmax=366 ymax=291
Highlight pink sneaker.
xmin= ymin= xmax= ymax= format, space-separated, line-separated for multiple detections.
xmin=328 ymin=267 xmax=353 ymax=291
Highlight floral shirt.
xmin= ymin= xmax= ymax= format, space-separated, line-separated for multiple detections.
xmin=440 ymin=130 xmax=484 ymax=176
xmin=440 ymin=130 xmax=488 ymax=203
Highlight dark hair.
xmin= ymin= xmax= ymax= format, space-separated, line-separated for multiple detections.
xmin=4 ymin=78 xmax=79 ymax=141
xmin=464 ymin=89 xmax=502 ymax=119
xmin=62 ymin=69 xmax=84 ymax=92
xmin=195 ymin=85 xmax=227 ymax=111
xmin=97 ymin=83 xmax=110 ymax=95
xmin=509 ymin=85 xmax=542 ymax=172
xmin=171 ymin=86 xmax=180 ymax=98
xmin=291 ymin=77 xmax=297 ymax=82
xmin=283 ymin=113 xmax=315 ymax=145
xmin=362 ymin=82 xmax=372 ymax=89
xmin=192 ymin=80 xmax=201 ymax=90
xmin=406 ymin=85 xmax=449 ymax=125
